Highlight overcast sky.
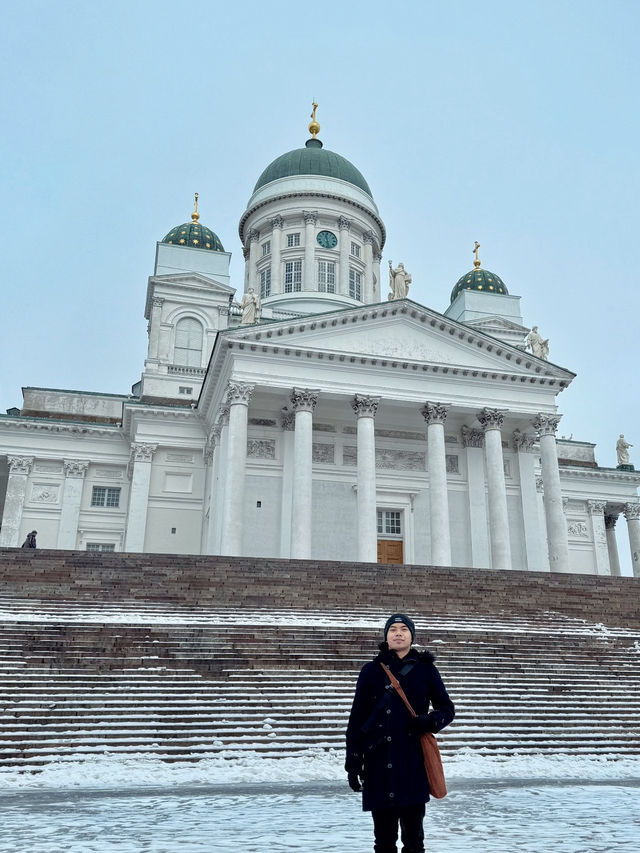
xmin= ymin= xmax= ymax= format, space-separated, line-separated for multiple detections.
xmin=2 ymin=1 xmax=639 ymax=568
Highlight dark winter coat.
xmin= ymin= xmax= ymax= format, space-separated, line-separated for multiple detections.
xmin=345 ymin=643 xmax=455 ymax=811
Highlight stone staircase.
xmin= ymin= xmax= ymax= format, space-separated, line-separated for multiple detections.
xmin=0 ymin=549 xmax=639 ymax=768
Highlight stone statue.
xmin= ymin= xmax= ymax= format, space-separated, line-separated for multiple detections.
xmin=21 ymin=530 xmax=37 ymax=549
xmin=523 ymin=325 xmax=550 ymax=360
xmin=388 ymin=261 xmax=412 ymax=300
xmin=616 ymin=434 xmax=632 ymax=466
xmin=239 ymin=288 xmax=261 ymax=325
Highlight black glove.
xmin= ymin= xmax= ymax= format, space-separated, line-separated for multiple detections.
xmin=348 ymin=770 xmax=362 ymax=792
xmin=408 ymin=713 xmax=439 ymax=734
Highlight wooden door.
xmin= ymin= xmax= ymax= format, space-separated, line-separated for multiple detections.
xmin=377 ymin=540 xmax=404 ymax=564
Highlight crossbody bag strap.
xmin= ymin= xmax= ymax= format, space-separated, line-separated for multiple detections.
xmin=380 ymin=662 xmax=417 ymax=718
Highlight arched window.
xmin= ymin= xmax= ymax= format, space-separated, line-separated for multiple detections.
xmin=174 ymin=318 xmax=203 ymax=367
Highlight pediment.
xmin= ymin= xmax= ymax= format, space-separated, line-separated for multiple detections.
xmin=150 ymin=272 xmax=234 ymax=294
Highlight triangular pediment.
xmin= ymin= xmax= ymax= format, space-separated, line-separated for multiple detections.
xmin=149 ymin=272 xmax=234 ymax=294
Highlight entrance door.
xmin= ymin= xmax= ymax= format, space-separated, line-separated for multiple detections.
xmin=377 ymin=539 xmax=404 ymax=564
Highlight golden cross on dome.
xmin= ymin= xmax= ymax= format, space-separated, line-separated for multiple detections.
xmin=473 ymin=240 xmax=481 ymax=269
xmin=308 ymin=101 xmax=320 ymax=138
xmin=192 ymin=192 xmax=200 ymax=222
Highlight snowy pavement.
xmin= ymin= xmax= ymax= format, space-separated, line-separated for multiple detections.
xmin=1 ymin=753 xmax=639 ymax=852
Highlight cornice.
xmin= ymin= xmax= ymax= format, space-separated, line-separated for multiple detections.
xmin=0 ymin=416 xmax=121 ymax=437
xmin=559 ymin=465 xmax=640 ymax=484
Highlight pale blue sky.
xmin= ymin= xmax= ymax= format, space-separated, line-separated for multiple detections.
xmin=1 ymin=1 xmax=639 ymax=566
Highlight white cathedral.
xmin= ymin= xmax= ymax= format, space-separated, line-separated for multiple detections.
xmin=1 ymin=108 xmax=639 ymax=576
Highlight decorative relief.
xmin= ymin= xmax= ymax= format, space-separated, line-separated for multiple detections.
xmin=567 ymin=520 xmax=589 ymax=537
xmin=271 ymin=215 xmax=284 ymax=230
xmin=343 ymin=445 xmax=357 ymax=466
xmin=512 ymin=429 xmax=536 ymax=452
xmin=376 ymin=448 xmax=425 ymax=471
xmin=290 ymin=387 xmax=319 ymax=413
xmin=31 ymin=484 xmax=60 ymax=504
xmin=604 ymin=514 xmax=618 ymax=530
xmin=313 ymin=443 xmax=335 ymax=464
xmin=376 ymin=428 xmax=423 ymax=441
xmin=7 ymin=456 xmax=34 ymax=475
xmin=217 ymin=402 xmax=230 ymax=428
xmin=63 ymin=460 xmax=89 ymax=478
xmin=227 ymin=381 xmax=254 ymax=406
xmin=352 ymin=395 xmax=380 ymax=418
xmin=461 ymin=426 xmax=484 ymax=449
xmin=343 ymin=426 xmax=357 ymax=435
xmin=313 ymin=423 xmax=336 ymax=433
xmin=280 ymin=407 xmax=295 ymax=431
xmin=34 ymin=463 xmax=63 ymax=474
xmin=166 ymin=453 xmax=194 ymax=463
xmin=247 ymin=439 xmax=276 ymax=460
xmin=94 ymin=469 xmax=123 ymax=479
xmin=151 ymin=297 xmax=164 ymax=309
xmin=303 ymin=211 xmax=317 ymax=225
xmin=535 ymin=476 xmax=544 ymax=493
xmin=421 ymin=402 xmax=449 ymax=426
xmin=477 ymin=408 xmax=504 ymax=431
xmin=337 ymin=216 xmax=351 ymax=231
xmin=587 ymin=500 xmax=607 ymax=515
xmin=446 ymin=454 xmax=459 ymax=474
xmin=131 ymin=443 xmax=157 ymax=463
xmin=249 ymin=418 xmax=277 ymax=427
xmin=623 ymin=503 xmax=640 ymax=521
xmin=532 ymin=413 xmax=562 ymax=436
xmin=562 ymin=497 xmax=569 ymax=511
xmin=445 ymin=435 xmax=458 ymax=444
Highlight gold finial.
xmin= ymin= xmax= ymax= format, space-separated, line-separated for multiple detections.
xmin=191 ymin=192 xmax=200 ymax=223
xmin=473 ymin=240 xmax=481 ymax=269
xmin=308 ymin=101 xmax=320 ymax=138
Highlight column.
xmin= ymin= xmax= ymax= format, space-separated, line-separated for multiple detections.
xmin=513 ymin=429 xmax=545 ymax=571
xmin=124 ymin=443 xmax=157 ymax=552
xmin=623 ymin=503 xmax=640 ymax=578
xmin=373 ymin=249 xmax=382 ymax=303
xmin=202 ymin=428 xmax=217 ymax=554
xmin=532 ymin=414 xmax=569 ymax=573
xmin=477 ymin=408 xmax=512 ymax=569
xmin=279 ymin=407 xmax=296 ymax=557
xmin=270 ymin=215 xmax=284 ymax=295
xmin=535 ymin=476 xmax=551 ymax=571
xmin=338 ymin=216 xmax=351 ymax=297
xmin=352 ymin=394 xmax=380 ymax=563
xmin=248 ymin=228 xmax=260 ymax=293
xmin=303 ymin=212 xmax=317 ymax=292
xmin=214 ymin=407 xmax=230 ymax=552
xmin=604 ymin=514 xmax=621 ymax=577
xmin=461 ymin=427 xmax=490 ymax=568
xmin=363 ymin=230 xmax=374 ymax=303
xmin=147 ymin=297 xmax=164 ymax=362
xmin=421 ymin=402 xmax=451 ymax=566
xmin=587 ymin=500 xmax=610 ymax=575
xmin=290 ymin=387 xmax=319 ymax=559
xmin=56 ymin=460 xmax=89 ymax=549
xmin=0 ymin=456 xmax=34 ymax=547
xmin=220 ymin=383 xmax=254 ymax=556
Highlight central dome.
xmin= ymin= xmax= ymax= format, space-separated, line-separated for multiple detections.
xmin=253 ymin=138 xmax=373 ymax=197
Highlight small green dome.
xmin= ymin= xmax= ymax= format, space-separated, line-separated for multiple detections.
xmin=254 ymin=138 xmax=373 ymax=197
xmin=162 ymin=218 xmax=224 ymax=252
xmin=450 ymin=267 xmax=509 ymax=303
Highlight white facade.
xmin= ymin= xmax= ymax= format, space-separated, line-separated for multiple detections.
xmin=1 ymin=126 xmax=639 ymax=576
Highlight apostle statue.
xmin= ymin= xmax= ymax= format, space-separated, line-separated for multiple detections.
xmin=616 ymin=434 xmax=633 ymax=466
xmin=239 ymin=288 xmax=261 ymax=325
xmin=388 ymin=261 xmax=412 ymax=300
xmin=523 ymin=325 xmax=550 ymax=360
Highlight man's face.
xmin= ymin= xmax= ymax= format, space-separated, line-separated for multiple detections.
xmin=386 ymin=622 xmax=412 ymax=657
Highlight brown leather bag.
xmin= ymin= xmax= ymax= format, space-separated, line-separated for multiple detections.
xmin=380 ymin=662 xmax=447 ymax=799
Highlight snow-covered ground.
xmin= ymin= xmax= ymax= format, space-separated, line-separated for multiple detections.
xmin=1 ymin=752 xmax=639 ymax=852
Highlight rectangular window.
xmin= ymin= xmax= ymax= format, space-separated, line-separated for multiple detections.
xmin=377 ymin=510 xmax=402 ymax=536
xmin=86 ymin=543 xmax=116 ymax=552
xmin=260 ymin=268 xmax=271 ymax=298
xmin=349 ymin=268 xmax=362 ymax=300
xmin=284 ymin=259 xmax=302 ymax=292
xmin=178 ymin=386 xmax=193 ymax=395
xmin=317 ymin=260 xmax=336 ymax=293
xmin=91 ymin=486 xmax=121 ymax=508
xmin=350 ymin=241 xmax=361 ymax=258
xmin=287 ymin=233 xmax=300 ymax=247
xmin=262 ymin=240 xmax=271 ymax=257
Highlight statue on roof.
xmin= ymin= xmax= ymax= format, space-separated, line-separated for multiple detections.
xmin=523 ymin=325 xmax=550 ymax=360
xmin=616 ymin=434 xmax=633 ymax=466
xmin=388 ymin=261 xmax=412 ymax=300
xmin=239 ymin=287 xmax=261 ymax=325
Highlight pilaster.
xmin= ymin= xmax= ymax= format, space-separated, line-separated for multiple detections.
xmin=124 ymin=444 xmax=157 ymax=552
xmin=0 ymin=456 xmax=34 ymax=547
xmin=587 ymin=500 xmax=610 ymax=575
xmin=461 ymin=427 xmax=490 ymax=568
xmin=57 ymin=459 xmax=89 ymax=549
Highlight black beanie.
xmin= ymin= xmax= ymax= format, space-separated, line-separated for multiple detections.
xmin=384 ymin=613 xmax=416 ymax=642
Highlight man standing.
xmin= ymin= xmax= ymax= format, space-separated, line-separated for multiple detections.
xmin=345 ymin=613 xmax=455 ymax=853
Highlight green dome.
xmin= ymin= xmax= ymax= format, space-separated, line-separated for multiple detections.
xmin=253 ymin=138 xmax=372 ymax=197
xmin=162 ymin=219 xmax=225 ymax=252
xmin=450 ymin=267 xmax=509 ymax=303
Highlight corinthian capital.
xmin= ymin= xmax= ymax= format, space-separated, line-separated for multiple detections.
xmin=352 ymin=395 xmax=380 ymax=418
xmin=363 ymin=230 xmax=374 ymax=245
xmin=512 ymin=429 xmax=536 ymax=452
xmin=290 ymin=387 xmax=319 ymax=413
xmin=226 ymin=381 xmax=254 ymax=406
xmin=532 ymin=413 xmax=562 ymax=437
xmin=461 ymin=426 xmax=484 ymax=448
xmin=303 ymin=211 xmax=317 ymax=226
xmin=63 ymin=459 xmax=89 ymax=478
xmin=131 ymin=443 xmax=157 ymax=462
xmin=477 ymin=408 xmax=504 ymax=431
xmin=587 ymin=500 xmax=607 ymax=516
xmin=604 ymin=514 xmax=618 ymax=530
xmin=7 ymin=455 xmax=34 ymax=475
xmin=248 ymin=228 xmax=260 ymax=242
xmin=337 ymin=216 xmax=351 ymax=231
xmin=421 ymin=402 xmax=449 ymax=426
xmin=271 ymin=215 xmax=284 ymax=230
xmin=623 ymin=502 xmax=640 ymax=521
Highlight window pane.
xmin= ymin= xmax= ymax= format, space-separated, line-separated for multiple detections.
xmin=106 ymin=488 xmax=120 ymax=508
xmin=287 ymin=233 xmax=300 ymax=247
xmin=175 ymin=318 xmax=203 ymax=367
xmin=260 ymin=268 xmax=271 ymax=298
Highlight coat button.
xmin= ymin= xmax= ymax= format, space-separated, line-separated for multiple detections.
xmin=386 ymin=709 xmax=391 ymax=714
xmin=389 ymin=792 xmax=395 ymax=798
xmin=386 ymin=736 xmax=392 ymax=741
xmin=387 ymin=763 xmax=393 ymax=769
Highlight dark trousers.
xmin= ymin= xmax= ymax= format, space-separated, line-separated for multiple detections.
xmin=371 ymin=804 xmax=426 ymax=853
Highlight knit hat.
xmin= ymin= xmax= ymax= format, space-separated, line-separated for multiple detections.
xmin=384 ymin=613 xmax=416 ymax=642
